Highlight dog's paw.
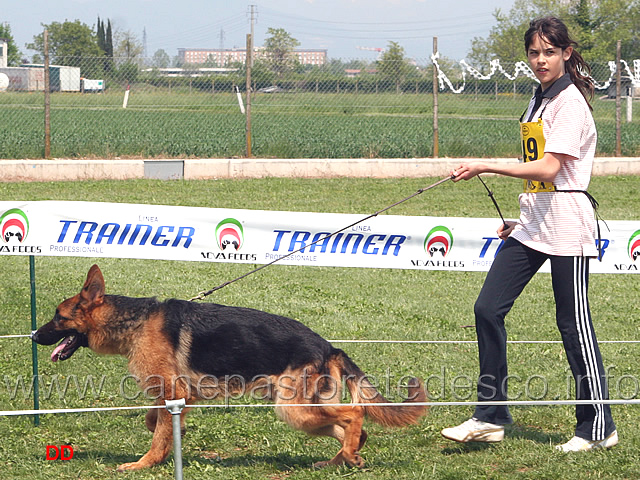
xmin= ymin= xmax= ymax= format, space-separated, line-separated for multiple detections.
xmin=313 ymin=454 xmax=365 ymax=469
xmin=351 ymin=454 xmax=365 ymax=468
xmin=312 ymin=460 xmax=332 ymax=469
xmin=116 ymin=461 xmax=145 ymax=472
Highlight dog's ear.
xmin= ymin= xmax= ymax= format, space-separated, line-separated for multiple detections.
xmin=80 ymin=264 xmax=105 ymax=307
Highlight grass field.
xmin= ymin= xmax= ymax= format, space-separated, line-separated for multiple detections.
xmin=1 ymin=176 xmax=640 ymax=479
xmin=1 ymin=90 xmax=638 ymax=159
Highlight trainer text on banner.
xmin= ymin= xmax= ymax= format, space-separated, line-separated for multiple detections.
xmin=0 ymin=201 xmax=637 ymax=274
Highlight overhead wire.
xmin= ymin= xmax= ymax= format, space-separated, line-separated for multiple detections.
xmin=144 ymin=6 xmax=497 ymax=56
xmin=258 ymin=7 xmax=493 ymax=28
xmin=258 ymin=7 xmax=495 ymax=40
xmin=145 ymin=13 xmax=248 ymax=52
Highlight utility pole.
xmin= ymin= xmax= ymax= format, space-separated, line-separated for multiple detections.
xmin=248 ymin=5 xmax=257 ymax=66
xmin=615 ymin=40 xmax=621 ymax=157
xmin=245 ymin=5 xmax=257 ymax=157
xmin=219 ymin=28 xmax=225 ymax=50
xmin=44 ymin=29 xmax=51 ymax=159
xmin=432 ymin=37 xmax=439 ymax=158
xmin=245 ymin=34 xmax=253 ymax=157
xmin=143 ymin=27 xmax=147 ymax=59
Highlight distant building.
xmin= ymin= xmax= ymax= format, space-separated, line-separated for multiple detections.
xmin=344 ymin=68 xmax=378 ymax=77
xmin=0 ymin=38 xmax=8 ymax=68
xmin=0 ymin=64 xmax=81 ymax=92
xmin=179 ymin=48 xmax=247 ymax=65
xmin=141 ymin=67 xmax=238 ymax=77
xmin=0 ymin=67 xmax=44 ymax=91
xmin=178 ymin=47 xmax=327 ymax=66
xmin=293 ymin=49 xmax=327 ymax=66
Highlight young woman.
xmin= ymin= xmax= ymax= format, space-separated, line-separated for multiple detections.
xmin=440 ymin=16 xmax=617 ymax=451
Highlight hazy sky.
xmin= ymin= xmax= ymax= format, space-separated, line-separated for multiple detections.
xmin=5 ymin=0 xmax=517 ymax=62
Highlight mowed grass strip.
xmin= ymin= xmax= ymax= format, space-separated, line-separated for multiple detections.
xmin=1 ymin=176 xmax=639 ymax=479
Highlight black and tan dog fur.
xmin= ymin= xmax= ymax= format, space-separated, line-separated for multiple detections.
xmin=32 ymin=265 xmax=427 ymax=471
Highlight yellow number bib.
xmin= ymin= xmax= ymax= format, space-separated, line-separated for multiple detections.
xmin=520 ymin=119 xmax=555 ymax=193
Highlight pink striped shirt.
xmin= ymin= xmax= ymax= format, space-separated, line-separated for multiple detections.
xmin=511 ymin=83 xmax=598 ymax=257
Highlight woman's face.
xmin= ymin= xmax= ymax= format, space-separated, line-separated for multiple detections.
xmin=527 ymin=33 xmax=573 ymax=90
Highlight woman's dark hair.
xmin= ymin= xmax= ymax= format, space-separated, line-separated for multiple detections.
xmin=525 ymin=16 xmax=594 ymax=108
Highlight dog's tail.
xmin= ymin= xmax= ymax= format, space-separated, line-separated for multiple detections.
xmin=336 ymin=350 xmax=428 ymax=427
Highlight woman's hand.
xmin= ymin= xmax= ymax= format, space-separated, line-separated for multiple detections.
xmin=498 ymin=221 xmax=517 ymax=240
xmin=451 ymin=162 xmax=488 ymax=182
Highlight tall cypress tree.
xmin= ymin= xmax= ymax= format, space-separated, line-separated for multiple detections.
xmin=100 ymin=19 xmax=113 ymax=73
xmin=97 ymin=17 xmax=106 ymax=54
xmin=106 ymin=20 xmax=113 ymax=58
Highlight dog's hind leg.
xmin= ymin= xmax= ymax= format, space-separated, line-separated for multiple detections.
xmin=309 ymin=405 xmax=366 ymax=469
xmin=308 ymin=423 xmax=368 ymax=468
xmin=274 ymin=369 xmax=366 ymax=468
xmin=145 ymin=408 xmax=158 ymax=432
xmin=308 ymin=424 xmax=368 ymax=452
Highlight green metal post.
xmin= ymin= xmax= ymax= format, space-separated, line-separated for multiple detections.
xmin=29 ymin=256 xmax=40 ymax=426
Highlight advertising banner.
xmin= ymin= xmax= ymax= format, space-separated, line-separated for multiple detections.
xmin=1 ymin=201 xmax=638 ymax=274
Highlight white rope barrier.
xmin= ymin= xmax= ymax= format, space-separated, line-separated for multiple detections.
xmin=431 ymin=53 xmax=640 ymax=93
xmin=2 ymin=398 xmax=640 ymax=419
xmin=188 ymin=399 xmax=640 ymax=408
xmin=329 ymin=339 xmax=640 ymax=344
xmin=0 ymin=404 xmax=164 ymax=417
xmin=431 ymin=53 xmax=538 ymax=94
xmin=3 ymin=333 xmax=639 ymax=344
xmin=592 ymin=59 xmax=640 ymax=90
xmin=4 ymin=387 xmax=638 ymax=480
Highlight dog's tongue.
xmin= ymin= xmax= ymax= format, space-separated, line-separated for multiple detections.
xmin=51 ymin=336 xmax=73 ymax=362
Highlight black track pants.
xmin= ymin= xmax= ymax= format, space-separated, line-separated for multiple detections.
xmin=472 ymin=237 xmax=616 ymax=441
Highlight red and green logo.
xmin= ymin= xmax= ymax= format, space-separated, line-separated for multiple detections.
xmin=424 ymin=225 xmax=453 ymax=257
xmin=628 ymin=229 xmax=640 ymax=261
xmin=1 ymin=208 xmax=29 ymax=243
xmin=216 ymin=218 xmax=244 ymax=251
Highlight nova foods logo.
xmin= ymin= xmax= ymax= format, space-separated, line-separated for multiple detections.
xmin=1 ymin=208 xmax=29 ymax=243
xmin=410 ymin=224 xmax=462 ymax=268
xmin=202 ymin=217 xmax=256 ymax=261
xmin=216 ymin=218 xmax=244 ymax=251
xmin=629 ymin=229 xmax=640 ymax=261
xmin=424 ymin=225 xmax=453 ymax=257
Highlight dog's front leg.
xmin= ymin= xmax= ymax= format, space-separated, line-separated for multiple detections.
xmin=145 ymin=405 xmax=188 ymax=436
xmin=117 ymin=408 xmax=174 ymax=471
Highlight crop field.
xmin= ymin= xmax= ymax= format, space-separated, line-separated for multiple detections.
xmin=1 ymin=90 xmax=638 ymax=159
xmin=1 ymin=176 xmax=640 ymax=479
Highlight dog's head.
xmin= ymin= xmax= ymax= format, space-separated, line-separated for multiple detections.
xmin=32 ymin=264 xmax=105 ymax=362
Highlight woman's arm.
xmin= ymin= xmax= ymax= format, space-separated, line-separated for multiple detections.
xmin=452 ymin=152 xmax=572 ymax=183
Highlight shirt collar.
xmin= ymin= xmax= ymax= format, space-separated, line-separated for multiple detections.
xmin=534 ymin=73 xmax=573 ymax=99
xmin=523 ymin=73 xmax=573 ymax=122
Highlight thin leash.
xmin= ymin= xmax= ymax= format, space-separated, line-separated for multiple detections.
xmin=476 ymin=175 xmax=510 ymax=231
xmin=189 ymin=174 xmax=455 ymax=301
xmin=478 ymin=176 xmax=609 ymax=260
xmin=189 ymin=173 xmax=604 ymax=301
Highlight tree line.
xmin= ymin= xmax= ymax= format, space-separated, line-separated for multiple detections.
xmin=468 ymin=0 xmax=639 ymax=67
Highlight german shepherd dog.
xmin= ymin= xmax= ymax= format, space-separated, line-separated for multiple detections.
xmin=32 ymin=265 xmax=427 ymax=471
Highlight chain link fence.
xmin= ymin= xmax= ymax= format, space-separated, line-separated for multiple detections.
xmin=0 ymin=55 xmax=638 ymax=160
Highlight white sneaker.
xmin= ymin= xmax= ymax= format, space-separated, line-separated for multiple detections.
xmin=441 ymin=418 xmax=505 ymax=443
xmin=555 ymin=430 xmax=618 ymax=452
